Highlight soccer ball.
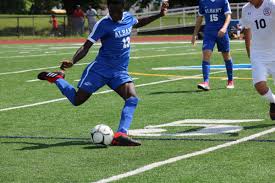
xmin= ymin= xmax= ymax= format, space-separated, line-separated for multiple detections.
xmin=91 ymin=124 xmax=114 ymax=146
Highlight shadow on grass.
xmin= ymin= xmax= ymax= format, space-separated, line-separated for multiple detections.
xmin=243 ymin=123 xmax=275 ymax=130
xmin=149 ymin=88 xmax=226 ymax=95
xmin=1 ymin=140 xmax=103 ymax=151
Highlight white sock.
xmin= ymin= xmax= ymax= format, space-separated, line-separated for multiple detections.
xmin=263 ymin=88 xmax=275 ymax=103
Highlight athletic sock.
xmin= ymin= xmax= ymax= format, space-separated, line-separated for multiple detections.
xmin=202 ymin=61 xmax=210 ymax=83
xmin=117 ymin=97 xmax=139 ymax=134
xmin=225 ymin=59 xmax=233 ymax=81
xmin=263 ymin=88 xmax=275 ymax=103
xmin=55 ymin=78 xmax=76 ymax=105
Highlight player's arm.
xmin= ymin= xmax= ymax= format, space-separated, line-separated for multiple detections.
xmin=218 ymin=13 xmax=231 ymax=37
xmin=133 ymin=1 xmax=168 ymax=28
xmin=191 ymin=15 xmax=203 ymax=45
xmin=243 ymin=28 xmax=251 ymax=58
xmin=60 ymin=40 xmax=93 ymax=70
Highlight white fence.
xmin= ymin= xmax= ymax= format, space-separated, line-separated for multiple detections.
xmin=136 ymin=3 xmax=247 ymax=33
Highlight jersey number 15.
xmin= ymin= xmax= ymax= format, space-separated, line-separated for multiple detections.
xmin=210 ymin=14 xmax=218 ymax=22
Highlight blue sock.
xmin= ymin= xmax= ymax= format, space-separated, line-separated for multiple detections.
xmin=117 ymin=97 xmax=139 ymax=134
xmin=55 ymin=79 xmax=76 ymax=105
xmin=225 ymin=59 xmax=233 ymax=81
xmin=202 ymin=61 xmax=210 ymax=82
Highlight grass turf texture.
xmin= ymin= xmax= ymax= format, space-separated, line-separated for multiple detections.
xmin=0 ymin=41 xmax=275 ymax=182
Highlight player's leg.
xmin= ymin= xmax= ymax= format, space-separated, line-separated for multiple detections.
xmin=38 ymin=71 xmax=92 ymax=106
xmin=115 ymin=82 xmax=139 ymax=134
xmin=217 ymin=32 xmax=234 ymax=89
xmin=113 ymin=82 xmax=140 ymax=146
xmin=56 ymin=78 xmax=92 ymax=106
xmin=252 ymin=61 xmax=275 ymax=120
xmin=197 ymin=32 xmax=215 ymax=91
xmin=198 ymin=50 xmax=212 ymax=91
xmin=221 ymin=52 xmax=234 ymax=89
xmin=38 ymin=63 xmax=104 ymax=106
xmin=108 ymin=72 xmax=141 ymax=146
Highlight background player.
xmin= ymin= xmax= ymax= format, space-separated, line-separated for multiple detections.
xmin=192 ymin=0 xmax=234 ymax=91
xmin=37 ymin=0 xmax=169 ymax=146
xmin=241 ymin=0 xmax=275 ymax=120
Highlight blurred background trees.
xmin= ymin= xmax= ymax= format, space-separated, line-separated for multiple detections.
xmin=0 ymin=0 xmax=248 ymax=14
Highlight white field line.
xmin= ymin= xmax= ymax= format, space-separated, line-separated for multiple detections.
xmin=0 ymin=44 xmax=187 ymax=56
xmin=0 ymin=70 xmax=225 ymax=112
xmin=0 ymin=63 xmax=88 ymax=76
xmin=0 ymin=52 xmax=73 ymax=59
xmin=0 ymin=44 xmax=191 ymax=59
xmin=0 ymin=52 xmax=200 ymax=76
xmin=93 ymin=127 xmax=275 ymax=183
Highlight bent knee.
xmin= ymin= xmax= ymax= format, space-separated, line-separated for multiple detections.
xmin=72 ymin=100 xmax=85 ymax=106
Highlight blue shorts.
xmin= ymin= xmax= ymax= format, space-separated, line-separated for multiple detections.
xmin=203 ymin=31 xmax=230 ymax=52
xmin=77 ymin=62 xmax=133 ymax=94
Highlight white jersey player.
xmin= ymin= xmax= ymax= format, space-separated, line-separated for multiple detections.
xmin=241 ymin=0 xmax=275 ymax=120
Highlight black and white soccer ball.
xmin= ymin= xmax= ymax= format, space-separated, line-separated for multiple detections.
xmin=91 ymin=124 xmax=114 ymax=146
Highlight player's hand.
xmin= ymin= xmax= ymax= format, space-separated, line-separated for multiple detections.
xmin=191 ymin=35 xmax=197 ymax=46
xmin=218 ymin=27 xmax=227 ymax=37
xmin=60 ymin=60 xmax=73 ymax=70
xmin=160 ymin=1 xmax=169 ymax=17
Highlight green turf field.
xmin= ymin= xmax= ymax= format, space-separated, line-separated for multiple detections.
xmin=0 ymin=41 xmax=275 ymax=183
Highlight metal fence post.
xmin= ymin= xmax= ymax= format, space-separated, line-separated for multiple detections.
xmin=32 ymin=16 xmax=35 ymax=36
xmin=183 ymin=10 xmax=185 ymax=26
xmin=63 ymin=16 xmax=66 ymax=37
xmin=16 ymin=17 xmax=20 ymax=37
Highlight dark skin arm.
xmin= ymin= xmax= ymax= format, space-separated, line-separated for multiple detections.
xmin=243 ymin=28 xmax=251 ymax=58
xmin=60 ymin=40 xmax=93 ymax=70
xmin=133 ymin=1 xmax=169 ymax=28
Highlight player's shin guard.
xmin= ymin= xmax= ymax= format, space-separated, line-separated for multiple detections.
xmin=202 ymin=61 xmax=210 ymax=82
xmin=225 ymin=59 xmax=233 ymax=81
xmin=117 ymin=97 xmax=139 ymax=134
xmin=55 ymin=79 xmax=76 ymax=105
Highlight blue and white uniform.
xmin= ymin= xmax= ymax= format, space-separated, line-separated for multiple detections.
xmin=199 ymin=0 xmax=231 ymax=52
xmin=78 ymin=12 xmax=138 ymax=93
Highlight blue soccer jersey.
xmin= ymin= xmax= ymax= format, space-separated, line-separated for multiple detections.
xmin=199 ymin=0 xmax=231 ymax=31
xmin=87 ymin=12 xmax=138 ymax=71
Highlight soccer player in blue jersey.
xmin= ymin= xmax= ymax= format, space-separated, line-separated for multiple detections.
xmin=191 ymin=0 xmax=234 ymax=91
xmin=37 ymin=0 xmax=169 ymax=146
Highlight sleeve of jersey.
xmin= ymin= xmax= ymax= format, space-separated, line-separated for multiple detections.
xmin=224 ymin=0 xmax=232 ymax=15
xmin=240 ymin=9 xmax=249 ymax=28
xmin=133 ymin=16 xmax=139 ymax=25
xmin=198 ymin=2 xmax=204 ymax=16
xmin=87 ymin=21 xmax=105 ymax=43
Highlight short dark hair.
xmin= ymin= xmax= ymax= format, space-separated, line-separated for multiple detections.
xmin=107 ymin=0 xmax=125 ymax=5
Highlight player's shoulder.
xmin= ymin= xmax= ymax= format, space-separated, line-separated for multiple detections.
xmin=242 ymin=2 xmax=253 ymax=11
xmin=268 ymin=0 xmax=275 ymax=7
xmin=122 ymin=12 xmax=137 ymax=23
xmin=122 ymin=12 xmax=135 ymax=19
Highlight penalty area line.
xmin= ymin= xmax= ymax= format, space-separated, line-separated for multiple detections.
xmin=93 ymin=127 xmax=275 ymax=183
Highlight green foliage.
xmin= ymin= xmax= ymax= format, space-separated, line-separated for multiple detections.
xmin=0 ymin=0 xmax=27 ymax=14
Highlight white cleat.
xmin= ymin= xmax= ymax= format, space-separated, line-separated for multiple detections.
xmin=197 ymin=82 xmax=210 ymax=91
xmin=226 ymin=80 xmax=234 ymax=89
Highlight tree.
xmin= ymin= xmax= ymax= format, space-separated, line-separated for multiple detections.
xmin=0 ymin=0 xmax=26 ymax=14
